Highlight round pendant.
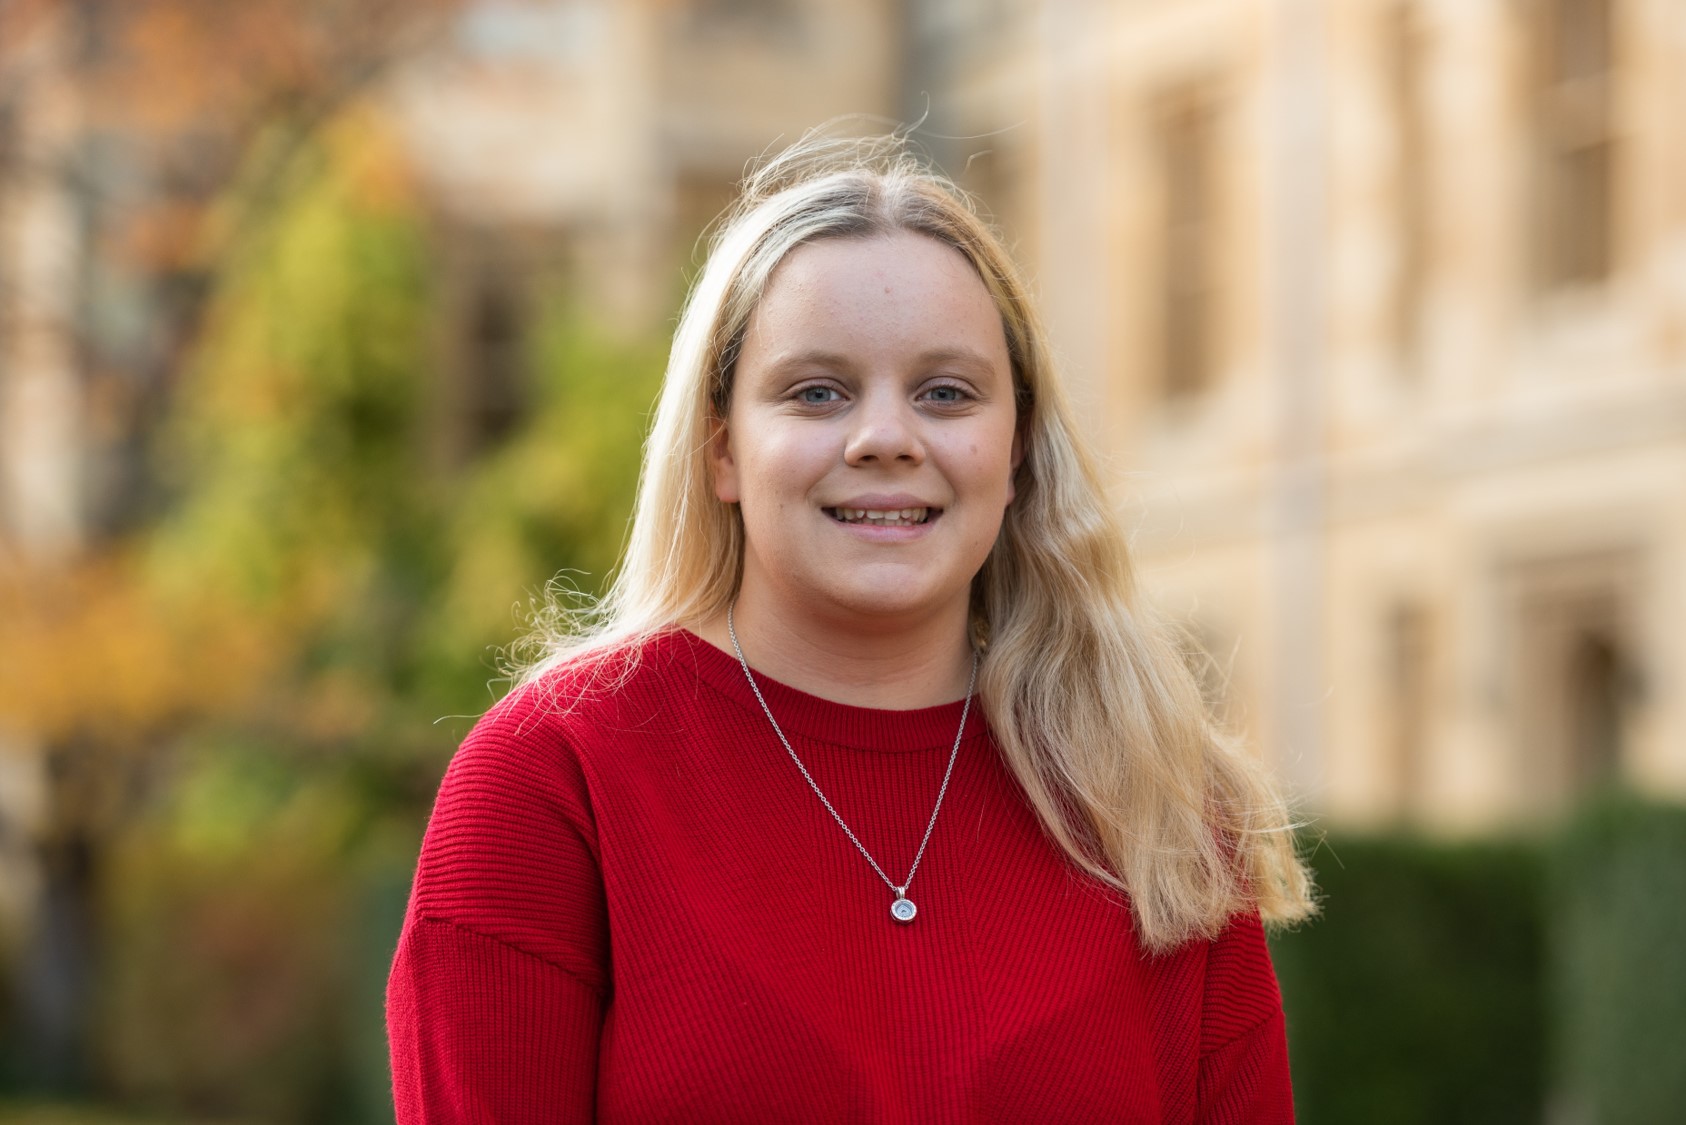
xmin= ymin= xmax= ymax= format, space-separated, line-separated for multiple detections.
xmin=890 ymin=897 xmax=917 ymax=924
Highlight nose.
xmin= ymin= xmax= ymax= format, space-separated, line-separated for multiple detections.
xmin=842 ymin=389 xmax=926 ymax=467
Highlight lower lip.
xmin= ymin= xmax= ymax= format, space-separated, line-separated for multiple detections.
xmin=826 ymin=511 xmax=940 ymax=542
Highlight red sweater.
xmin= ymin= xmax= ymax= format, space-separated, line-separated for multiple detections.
xmin=386 ymin=629 xmax=1293 ymax=1123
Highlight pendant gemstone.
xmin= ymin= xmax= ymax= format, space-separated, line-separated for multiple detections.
xmin=890 ymin=897 xmax=917 ymax=923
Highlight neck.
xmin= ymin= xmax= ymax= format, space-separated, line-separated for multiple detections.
xmin=696 ymin=593 xmax=975 ymax=711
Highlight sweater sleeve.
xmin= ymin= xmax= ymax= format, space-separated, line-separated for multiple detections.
xmin=386 ymin=689 xmax=611 ymax=1123
xmin=1195 ymin=911 xmax=1295 ymax=1124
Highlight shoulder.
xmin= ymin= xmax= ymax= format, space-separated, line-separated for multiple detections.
xmin=426 ymin=631 xmax=707 ymax=840
xmin=442 ymin=629 xmax=720 ymax=801
xmin=404 ymin=631 xmax=710 ymax=976
xmin=1138 ymin=910 xmax=1280 ymax=1026
xmin=487 ymin=627 xmax=718 ymax=755
xmin=1199 ymin=910 xmax=1283 ymax=1053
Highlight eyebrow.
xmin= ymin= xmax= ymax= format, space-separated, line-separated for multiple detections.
xmin=763 ymin=347 xmax=1001 ymax=376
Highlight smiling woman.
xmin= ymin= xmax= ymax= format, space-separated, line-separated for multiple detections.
xmin=386 ymin=131 xmax=1316 ymax=1124
xmin=709 ymin=231 xmax=1022 ymax=691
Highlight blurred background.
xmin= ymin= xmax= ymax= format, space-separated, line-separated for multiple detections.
xmin=1 ymin=0 xmax=1683 ymax=1121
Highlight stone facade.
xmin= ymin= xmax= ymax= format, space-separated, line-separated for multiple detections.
xmin=383 ymin=0 xmax=904 ymax=332
xmin=1004 ymin=0 xmax=1686 ymax=830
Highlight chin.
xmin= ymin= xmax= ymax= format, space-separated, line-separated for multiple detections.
xmin=819 ymin=582 xmax=965 ymax=624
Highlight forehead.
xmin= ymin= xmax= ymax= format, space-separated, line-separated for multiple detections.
xmin=739 ymin=231 xmax=1009 ymax=369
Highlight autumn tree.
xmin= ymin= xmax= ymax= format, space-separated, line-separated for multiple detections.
xmin=1 ymin=0 xmax=466 ymax=1100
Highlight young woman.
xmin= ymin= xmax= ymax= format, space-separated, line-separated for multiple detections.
xmin=387 ymin=134 xmax=1315 ymax=1123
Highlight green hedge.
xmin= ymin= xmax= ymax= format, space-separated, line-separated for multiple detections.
xmin=1274 ymin=800 xmax=1686 ymax=1124
xmin=1270 ymin=834 xmax=1548 ymax=1125
xmin=1550 ymin=796 xmax=1686 ymax=1124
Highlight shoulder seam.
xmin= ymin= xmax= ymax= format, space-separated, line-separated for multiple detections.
xmin=1200 ymin=1008 xmax=1277 ymax=1060
xmin=413 ymin=913 xmax=609 ymax=999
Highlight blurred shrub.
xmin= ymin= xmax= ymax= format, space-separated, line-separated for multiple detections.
xmin=96 ymin=741 xmax=408 ymax=1124
xmin=144 ymin=102 xmax=663 ymax=733
xmin=410 ymin=298 xmax=665 ymax=716
xmin=144 ymin=108 xmax=440 ymax=742
xmin=68 ymin=95 xmax=662 ymax=1123
xmin=1549 ymin=795 xmax=1686 ymax=1124
xmin=1270 ymin=834 xmax=1547 ymax=1125
xmin=0 ymin=1104 xmax=231 ymax=1124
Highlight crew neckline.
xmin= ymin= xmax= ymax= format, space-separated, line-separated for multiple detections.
xmin=660 ymin=628 xmax=985 ymax=754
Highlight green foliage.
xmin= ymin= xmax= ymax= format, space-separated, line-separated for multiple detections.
xmin=134 ymin=110 xmax=444 ymax=762
xmin=142 ymin=105 xmax=664 ymax=733
xmin=412 ymin=293 xmax=664 ymax=717
xmin=150 ymin=112 xmax=435 ymax=617
xmin=0 ymin=1103 xmax=233 ymax=1124
xmin=1270 ymin=834 xmax=1548 ymax=1125
xmin=1549 ymin=796 xmax=1686 ymax=1124
xmin=96 ymin=102 xmax=666 ymax=1121
xmin=98 ymin=740 xmax=383 ymax=1124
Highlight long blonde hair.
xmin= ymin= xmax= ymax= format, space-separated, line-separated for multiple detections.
xmin=517 ymin=131 xmax=1315 ymax=951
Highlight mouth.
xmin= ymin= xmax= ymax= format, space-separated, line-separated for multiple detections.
xmin=823 ymin=506 xmax=938 ymax=527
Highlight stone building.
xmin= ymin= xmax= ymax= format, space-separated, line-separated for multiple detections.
xmin=977 ymin=0 xmax=1686 ymax=831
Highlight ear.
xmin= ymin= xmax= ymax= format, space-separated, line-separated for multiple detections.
xmin=710 ymin=414 xmax=740 ymax=504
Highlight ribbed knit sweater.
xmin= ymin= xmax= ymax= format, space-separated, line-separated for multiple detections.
xmin=386 ymin=629 xmax=1294 ymax=1123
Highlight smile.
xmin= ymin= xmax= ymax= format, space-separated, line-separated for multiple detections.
xmin=824 ymin=507 xmax=936 ymax=527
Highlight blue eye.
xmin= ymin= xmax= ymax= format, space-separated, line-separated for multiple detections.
xmin=798 ymin=385 xmax=841 ymax=404
xmin=925 ymin=384 xmax=969 ymax=403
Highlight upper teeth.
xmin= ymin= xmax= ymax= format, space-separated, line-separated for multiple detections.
xmin=834 ymin=507 xmax=930 ymax=524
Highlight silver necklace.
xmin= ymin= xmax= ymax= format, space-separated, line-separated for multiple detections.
xmin=726 ymin=602 xmax=977 ymax=925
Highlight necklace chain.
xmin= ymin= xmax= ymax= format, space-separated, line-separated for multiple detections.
xmin=726 ymin=603 xmax=977 ymax=910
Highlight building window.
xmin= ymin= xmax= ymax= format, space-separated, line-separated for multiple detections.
xmin=1154 ymin=90 xmax=1222 ymax=401
xmin=1529 ymin=0 xmax=1616 ymax=290
xmin=438 ymin=228 xmax=533 ymax=465
xmin=681 ymin=0 xmax=803 ymax=41
xmin=957 ymin=145 xmax=1021 ymax=249
xmin=463 ymin=271 xmax=526 ymax=454
xmin=1508 ymin=552 xmax=1640 ymax=810
xmin=456 ymin=1 xmax=606 ymax=64
xmin=0 ymin=99 xmax=16 ymax=182
xmin=673 ymin=172 xmax=740 ymax=265
xmin=1385 ymin=2 xmax=1429 ymax=373
xmin=1566 ymin=624 xmax=1626 ymax=790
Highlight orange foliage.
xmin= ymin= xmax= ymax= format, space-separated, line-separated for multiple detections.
xmin=1 ymin=1 xmax=459 ymax=751
xmin=84 ymin=0 xmax=458 ymax=136
xmin=114 ymin=198 xmax=209 ymax=272
xmin=0 ymin=549 xmax=289 ymax=748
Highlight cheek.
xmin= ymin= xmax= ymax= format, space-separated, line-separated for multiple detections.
xmin=736 ymin=434 xmax=829 ymax=509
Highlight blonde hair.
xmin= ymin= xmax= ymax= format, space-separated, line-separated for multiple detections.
xmin=517 ymin=130 xmax=1315 ymax=952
